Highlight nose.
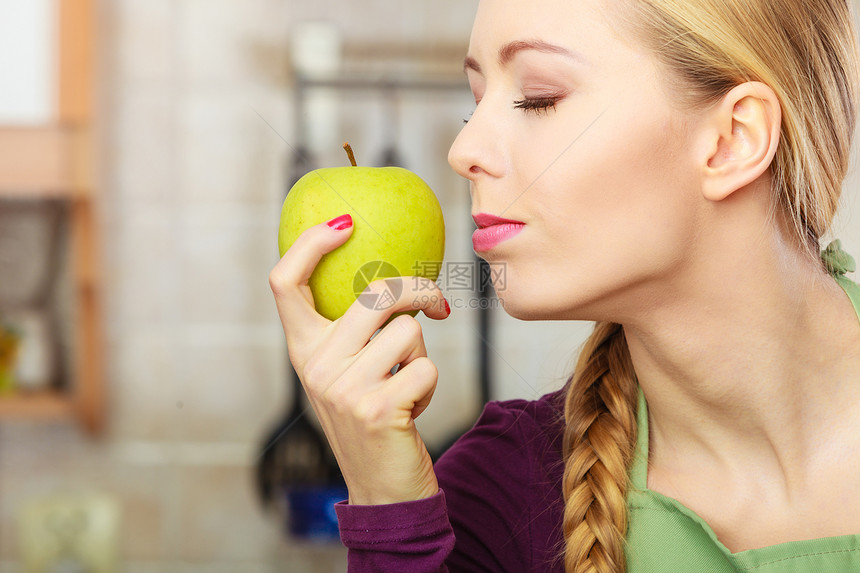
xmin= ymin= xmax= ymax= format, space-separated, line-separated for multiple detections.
xmin=447 ymin=105 xmax=504 ymax=181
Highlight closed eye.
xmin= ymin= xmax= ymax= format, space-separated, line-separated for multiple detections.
xmin=513 ymin=96 xmax=560 ymax=115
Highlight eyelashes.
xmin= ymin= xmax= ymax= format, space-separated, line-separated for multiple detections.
xmin=463 ymin=96 xmax=561 ymax=123
xmin=513 ymin=96 xmax=560 ymax=115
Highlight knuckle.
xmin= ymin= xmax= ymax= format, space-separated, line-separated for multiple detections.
xmin=412 ymin=356 xmax=438 ymax=381
xmin=286 ymin=338 xmax=316 ymax=370
xmin=389 ymin=314 xmax=422 ymax=338
xmin=268 ymin=267 xmax=286 ymax=295
xmin=320 ymin=380 xmax=349 ymax=411
xmin=353 ymin=395 xmax=386 ymax=429
xmin=300 ymin=355 xmax=329 ymax=389
xmin=269 ymin=266 xmax=299 ymax=298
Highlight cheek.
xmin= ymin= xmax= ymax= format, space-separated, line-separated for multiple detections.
xmin=528 ymin=108 xmax=698 ymax=282
xmin=562 ymin=108 xmax=690 ymax=222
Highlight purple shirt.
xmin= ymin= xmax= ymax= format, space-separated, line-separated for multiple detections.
xmin=335 ymin=389 xmax=568 ymax=572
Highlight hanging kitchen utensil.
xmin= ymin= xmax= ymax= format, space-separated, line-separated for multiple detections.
xmin=255 ymin=367 xmax=346 ymax=543
xmin=287 ymin=146 xmax=314 ymax=193
xmin=255 ymin=368 xmax=338 ymax=504
xmin=430 ymin=249 xmax=494 ymax=462
xmin=376 ymin=86 xmax=406 ymax=168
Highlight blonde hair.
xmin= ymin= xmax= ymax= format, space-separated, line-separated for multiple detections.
xmin=561 ymin=1 xmax=860 ymax=571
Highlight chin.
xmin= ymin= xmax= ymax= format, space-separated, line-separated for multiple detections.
xmin=493 ymin=277 xmax=614 ymax=322
xmin=494 ymin=290 xmax=567 ymax=321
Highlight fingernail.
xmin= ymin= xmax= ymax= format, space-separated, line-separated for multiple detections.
xmin=443 ymin=298 xmax=451 ymax=316
xmin=326 ymin=214 xmax=352 ymax=231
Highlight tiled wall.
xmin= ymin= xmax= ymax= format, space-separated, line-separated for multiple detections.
xmin=0 ymin=0 xmax=585 ymax=569
xmin=3 ymin=0 xmax=860 ymax=570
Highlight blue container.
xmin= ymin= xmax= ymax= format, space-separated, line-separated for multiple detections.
xmin=286 ymin=485 xmax=349 ymax=542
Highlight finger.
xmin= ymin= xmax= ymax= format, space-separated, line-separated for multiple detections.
xmin=330 ymin=276 xmax=451 ymax=356
xmin=351 ymin=314 xmax=428 ymax=383
xmin=269 ymin=215 xmax=354 ymax=342
xmin=386 ymin=356 xmax=439 ymax=420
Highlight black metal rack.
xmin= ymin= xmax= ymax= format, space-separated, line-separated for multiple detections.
xmin=257 ymin=67 xmax=491 ymax=513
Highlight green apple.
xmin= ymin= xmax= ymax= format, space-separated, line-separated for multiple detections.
xmin=278 ymin=144 xmax=446 ymax=321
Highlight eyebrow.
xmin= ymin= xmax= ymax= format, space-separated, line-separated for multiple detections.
xmin=463 ymin=39 xmax=586 ymax=74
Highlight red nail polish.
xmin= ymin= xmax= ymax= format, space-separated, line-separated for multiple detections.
xmin=444 ymin=298 xmax=451 ymax=316
xmin=326 ymin=214 xmax=352 ymax=230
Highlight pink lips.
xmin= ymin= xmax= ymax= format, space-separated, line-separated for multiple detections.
xmin=472 ymin=213 xmax=525 ymax=252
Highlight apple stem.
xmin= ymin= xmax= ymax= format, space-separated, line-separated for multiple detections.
xmin=343 ymin=143 xmax=358 ymax=167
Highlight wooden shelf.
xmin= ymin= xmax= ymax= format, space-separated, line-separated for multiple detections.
xmin=0 ymin=0 xmax=103 ymax=434
xmin=0 ymin=390 xmax=75 ymax=420
xmin=0 ymin=126 xmax=76 ymax=196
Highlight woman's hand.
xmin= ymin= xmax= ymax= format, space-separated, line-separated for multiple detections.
xmin=269 ymin=215 xmax=450 ymax=505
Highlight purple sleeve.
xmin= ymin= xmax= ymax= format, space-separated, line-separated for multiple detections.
xmin=334 ymin=491 xmax=454 ymax=573
xmin=335 ymin=400 xmax=539 ymax=572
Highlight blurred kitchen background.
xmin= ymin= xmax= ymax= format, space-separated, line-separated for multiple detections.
xmin=1 ymin=0 xmax=859 ymax=571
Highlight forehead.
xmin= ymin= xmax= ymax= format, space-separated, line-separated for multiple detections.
xmin=470 ymin=0 xmax=600 ymax=49
xmin=468 ymin=0 xmax=640 ymax=65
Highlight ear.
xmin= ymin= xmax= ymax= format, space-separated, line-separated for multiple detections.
xmin=698 ymin=81 xmax=782 ymax=202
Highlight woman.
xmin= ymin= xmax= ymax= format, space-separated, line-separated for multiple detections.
xmin=269 ymin=0 xmax=860 ymax=571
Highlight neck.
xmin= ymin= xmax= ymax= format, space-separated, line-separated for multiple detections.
xmin=623 ymin=206 xmax=860 ymax=497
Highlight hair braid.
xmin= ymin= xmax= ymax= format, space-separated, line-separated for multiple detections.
xmin=562 ymin=321 xmax=639 ymax=573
